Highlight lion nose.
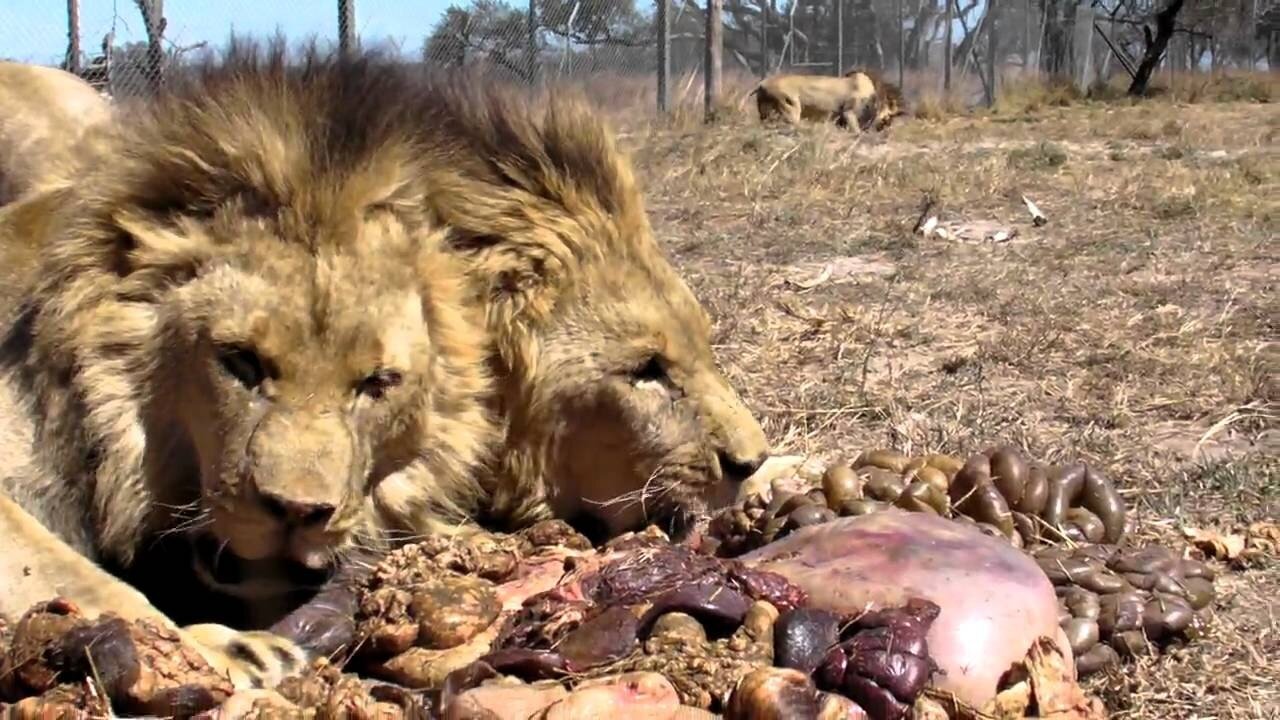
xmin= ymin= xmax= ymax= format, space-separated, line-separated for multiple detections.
xmin=259 ymin=491 xmax=336 ymax=528
xmin=719 ymin=450 xmax=766 ymax=482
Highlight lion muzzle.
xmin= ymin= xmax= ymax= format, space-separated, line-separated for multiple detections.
xmin=221 ymin=410 xmax=360 ymax=567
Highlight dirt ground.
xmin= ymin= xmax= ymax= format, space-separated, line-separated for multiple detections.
xmin=619 ymin=100 xmax=1278 ymax=719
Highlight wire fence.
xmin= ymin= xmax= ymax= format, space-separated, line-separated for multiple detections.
xmin=3 ymin=1 xmax=1276 ymax=114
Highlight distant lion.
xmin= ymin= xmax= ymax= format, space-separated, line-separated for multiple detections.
xmin=0 ymin=61 xmax=114 ymax=206
xmin=749 ymin=68 xmax=905 ymax=132
xmin=0 ymin=45 xmax=497 ymax=690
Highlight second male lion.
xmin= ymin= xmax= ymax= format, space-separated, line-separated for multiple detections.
xmin=409 ymin=73 xmax=775 ymax=538
xmin=750 ymin=68 xmax=905 ymax=132
xmin=0 ymin=46 xmax=497 ymax=689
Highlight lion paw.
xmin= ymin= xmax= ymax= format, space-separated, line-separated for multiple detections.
xmin=182 ymin=623 xmax=309 ymax=690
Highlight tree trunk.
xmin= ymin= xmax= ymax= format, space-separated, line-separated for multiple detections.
xmin=65 ymin=0 xmax=82 ymax=75
xmin=986 ymin=0 xmax=998 ymax=105
xmin=658 ymin=0 xmax=670 ymax=110
xmin=1040 ymin=0 xmax=1073 ymax=77
xmin=904 ymin=0 xmax=938 ymax=69
xmin=134 ymin=0 xmax=165 ymax=93
xmin=1129 ymin=0 xmax=1186 ymax=96
xmin=950 ymin=0 xmax=983 ymax=66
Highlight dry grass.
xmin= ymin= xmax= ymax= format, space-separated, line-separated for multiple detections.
xmin=619 ymin=97 xmax=1278 ymax=718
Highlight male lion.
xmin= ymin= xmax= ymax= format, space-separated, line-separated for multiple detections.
xmin=0 ymin=61 xmax=113 ymax=206
xmin=397 ymin=68 xmax=774 ymax=538
xmin=750 ymin=68 xmax=905 ymax=132
xmin=0 ymin=46 xmax=497 ymax=688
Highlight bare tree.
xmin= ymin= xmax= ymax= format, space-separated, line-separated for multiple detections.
xmin=65 ymin=0 xmax=82 ymax=75
xmin=1129 ymin=0 xmax=1186 ymax=95
xmin=134 ymin=0 xmax=165 ymax=92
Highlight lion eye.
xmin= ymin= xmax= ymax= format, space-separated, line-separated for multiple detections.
xmin=358 ymin=369 xmax=403 ymax=400
xmin=217 ymin=346 xmax=267 ymax=389
xmin=633 ymin=356 xmax=666 ymax=383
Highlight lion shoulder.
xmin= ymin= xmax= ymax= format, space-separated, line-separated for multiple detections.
xmin=0 ymin=62 xmax=113 ymax=205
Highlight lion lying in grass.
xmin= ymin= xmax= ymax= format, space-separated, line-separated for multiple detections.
xmin=750 ymin=68 xmax=905 ymax=132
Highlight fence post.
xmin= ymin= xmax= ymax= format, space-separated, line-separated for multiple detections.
xmin=896 ymin=0 xmax=904 ymax=87
xmin=65 ymin=0 xmax=81 ymax=74
xmin=787 ymin=2 xmax=795 ymax=66
xmin=1023 ymin=0 xmax=1031 ymax=69
xmin=527 ymin=0 xmax=538 ymax=82
xmin=705 ymin=0 xmax=723 ymax=121
xmin=944 ymin=0 xmax=952 ymax=91
xmin=836 ymin=0 xmax=843 ymax=75
xmin=1072 ymin=0 xmax=1094 ymax=93
xmin=338 ymin=0 xmax=356 ymax=56
xmin=986 ymin=0 xmax=998 ymax=106
xmin=760 ymin=0 xmax=771 ymax=77
xmin=657 ymin=0 xmax=670 ymax=112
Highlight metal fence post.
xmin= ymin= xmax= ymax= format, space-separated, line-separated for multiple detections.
xmin=657 ymin=0 xmax=670 ymax=112
xmin=527 ymin=0 xmax=538 ymax=83
xmin=986 ymin=0 xmax=998 ymax=105
xmin=896 ymin=0 xmax=904 ymax=87
xmin=338 ymin=0 xmax=355 ymax=56
xmin=944 ymin=0 xmax=953 ymax=91
xmin=705 ymin=0 xmax=722 ymax=121
xmin=836 ymin=0 xmax=844 ymax=75
xmin=760 ymin=0 xmax=771 ymax=77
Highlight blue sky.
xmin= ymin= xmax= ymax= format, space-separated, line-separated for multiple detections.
xmin=2 ymin=1 xmax=456 ymax=65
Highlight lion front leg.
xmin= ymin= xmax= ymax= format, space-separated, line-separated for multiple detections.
xmin=181 ymin=623 xmax=309 ymax=690
xmin=0 ymin=494 xmax=308 ymax=690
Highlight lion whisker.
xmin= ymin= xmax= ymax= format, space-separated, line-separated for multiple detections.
xmin=152 ymin=510 xmax=212 ymax=544
xmin=585 ymin=466 xmax=679 ymax=516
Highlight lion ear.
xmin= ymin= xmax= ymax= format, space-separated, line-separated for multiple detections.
xmin=112 ymin=209 xmax=214 ymax=279
xmin=446 ymin=229 xmax=574 ymax=330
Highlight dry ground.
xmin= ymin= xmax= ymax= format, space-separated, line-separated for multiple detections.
xmin=618 ymin=98 xmax=1278 ymax=719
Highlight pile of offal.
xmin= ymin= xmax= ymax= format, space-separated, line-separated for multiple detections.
xmin=0 ymin=445 xmax=1224 ymax=719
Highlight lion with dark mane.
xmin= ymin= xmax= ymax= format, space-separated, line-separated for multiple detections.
xmin=392 ymin=64 xmax=774 ymax=540
xmin=750 ymin=68 xmax=905 ymax=132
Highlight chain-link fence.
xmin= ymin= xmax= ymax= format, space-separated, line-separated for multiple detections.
xmin=3 ymin=1 xmax=1276 ymax=113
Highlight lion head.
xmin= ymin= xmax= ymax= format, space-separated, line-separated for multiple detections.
xmin=872 ymin=79 xmax=906 ymax=131
xmin=383 ymin=76 xmax=772 ymax=539
xmin=2 ymin=45 xmax=495 ymax=607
